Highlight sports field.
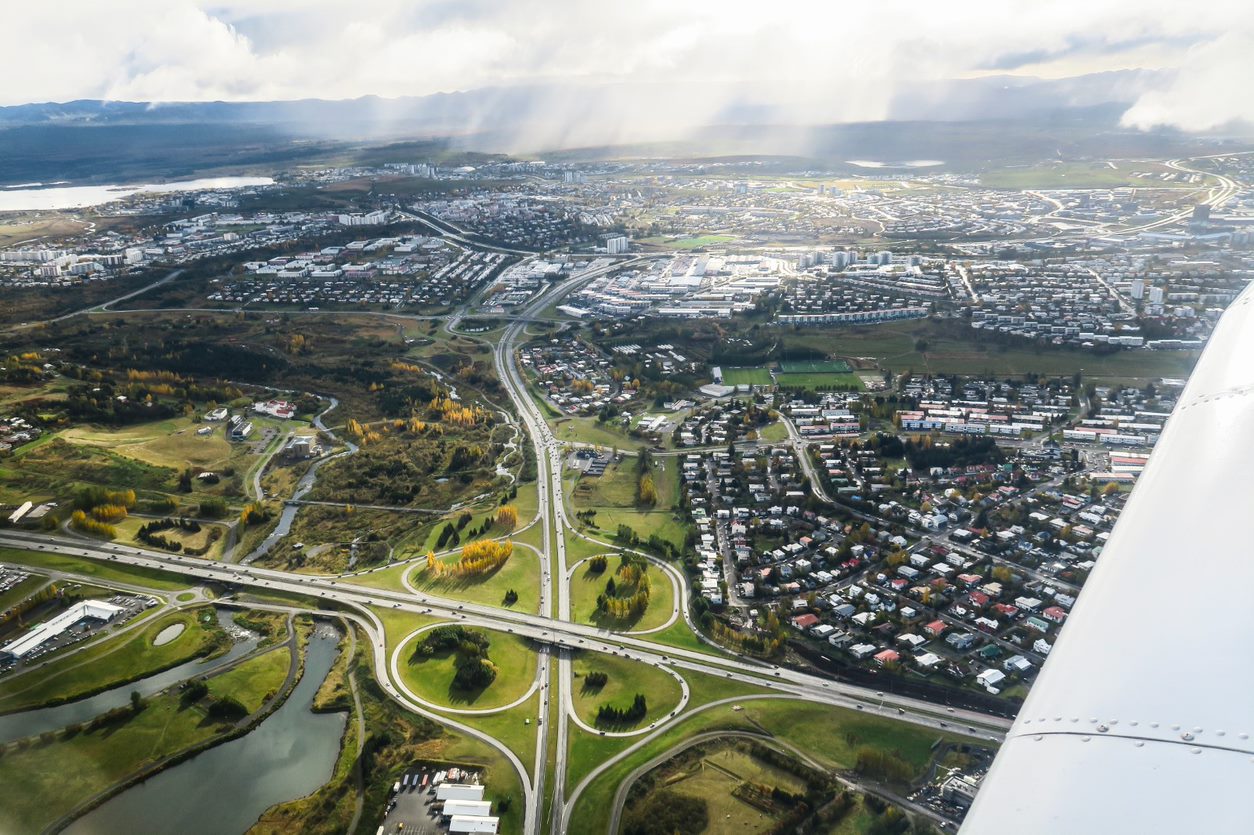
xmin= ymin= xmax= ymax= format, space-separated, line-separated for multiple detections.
xmin=719 ymin=367 xmax=773 ymax=386
xmin=777 ymin=359 xmax=852 ymax=374
xmin=774 ymin=372 xmax=864 ymax=390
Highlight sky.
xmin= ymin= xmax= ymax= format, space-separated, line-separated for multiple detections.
xmin=2 ymin=0 xmax=1252 ymax=132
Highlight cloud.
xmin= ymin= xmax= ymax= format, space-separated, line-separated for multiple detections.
xmin=0 ymin=0 xmax=1248 ymax=134
xmin=1121 ymin=31 xmax=1254 ymax=130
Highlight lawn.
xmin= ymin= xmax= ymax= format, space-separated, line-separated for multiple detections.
xmin=720 ymin=367 xmax=773 ymax=386
xmin=406 ymin=546 xmax=540 ymax=613
xmin=570 ymin=651 xmax=683 ymax=730
xmin=0 ymin=548 xmax=191 ymax=591
xmin=59 ymin=417 xmax=237 ymax=474
xmin=549 ymin=416 xmax=635 ymax=449
xmin=569 ymin=559 xmax=674 ymax=632
xmin=0 ymin=572 xmax=46 ymax=613
xmin=978 ymin=160 xmax=1190 ymax=190
xmin=0 ymin=607 xmax=227 ymax=713
xmin=773 ymin=319 xmax=1200 ymax=382
xmin=567 ymin=697 xmax=970 ymax=834
xmin=657 ymin=746 xmax=809 ymax=835
xmin=638 ymin=234 xmax=735 ymax=249
xmin=397 ymin=629 xmax=538 ymax=710
xmin=449 ymin=692 xmax=541 ymax=783
xmin=113 ymin=516 xmax=229 ymax=560
xmin=569 ymin=457 xmax=688 ymax=551
xmin=646 ymin=619 xmax=738 ymax=660
xmin=774 ymin=372 xmax=865 ymax=390
xmin=208 ymin=644 xmax=292 ymax=712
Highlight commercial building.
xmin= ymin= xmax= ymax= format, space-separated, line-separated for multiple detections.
xmin=1 ymin=600 xmax=123 ymax=659
xmin=435 ymin=783 xmax=486 ymax=802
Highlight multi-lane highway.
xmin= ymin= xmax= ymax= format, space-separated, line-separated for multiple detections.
xmin=5 ymin=252 xmax=1014 ymax=834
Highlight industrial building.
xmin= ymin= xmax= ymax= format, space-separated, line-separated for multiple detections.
xmin=1 ymin=600 xmax=123 ymax=659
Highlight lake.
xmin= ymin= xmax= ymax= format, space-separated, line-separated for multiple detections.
xmin=0 ymin=177 xmax=274 ymax=212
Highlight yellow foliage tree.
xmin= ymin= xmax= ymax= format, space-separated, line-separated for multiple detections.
xmin=495 ymin=505 xmax=518 ymax=531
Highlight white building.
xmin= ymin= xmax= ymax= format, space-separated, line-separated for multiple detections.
xmin=2 ymin=600 xmax=123 ymax=659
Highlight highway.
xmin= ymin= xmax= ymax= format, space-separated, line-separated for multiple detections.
xmin=3 ymin=250 xmax=1016 ymax=834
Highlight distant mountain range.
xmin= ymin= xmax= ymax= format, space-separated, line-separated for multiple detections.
xmin=0 ymin=71 xmax=1170 ymax=139
xmin=0 ymin=72 xmax=1246 ymax=187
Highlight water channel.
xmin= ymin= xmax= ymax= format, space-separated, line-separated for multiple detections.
xmin=66 ymin=625 xmax=346 ymax=835
xmin=0 ymin=609 xmax=258 ymax=744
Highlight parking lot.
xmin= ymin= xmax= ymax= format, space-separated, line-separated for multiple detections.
xmin=0 ymin=591 xmax=153 ymax=675
xmin=375 ymin=766 xmax=489 ymax=835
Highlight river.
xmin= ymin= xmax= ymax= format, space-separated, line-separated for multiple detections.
xmin=65 ymin=625 xmax=346 ymax=835
xmin=0 ymin=609 xmax=258 ymax=744
xmin=0 ymin=177 xmax=274 ymax=212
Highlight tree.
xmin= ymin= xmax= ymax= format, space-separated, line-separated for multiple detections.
xmin=636 ymin=473 xmax=658 ymax=507
xmin=495 ymin=505 xmax=518 ymax=531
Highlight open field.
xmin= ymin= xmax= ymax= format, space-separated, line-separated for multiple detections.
xmin=776 ymin=319 xmax=1201 ymax=382
xmin=406 ymin=546 xmax=540 ymax=613
xmin=569 ymin=457 xmax=688 ymax=551
xmin=778 ymin=359 xmax=852 ymax=374
xmin=397 ymin=628 xmax=538 ymax=710
xmin=719 ymin=367 xmax=772 ymax=386
xmin=207 ymin=644 xmax=291 ymax=712
xmin=0 ymin=548 xmax=191 ymax=591
xmin=774 ymin=371 xmax=865 ymax=390
xmin=60 ymin=418 xmax=236 ymax=473
xmin=0 ymin=607 xmax=227 ymax=713
xmin=978 ymin=160 xmax=1192 ymax=190
xmin=567 ymin=696 xmax=970 ymax=834
xmin=652 ymin=745 xmax=810 ymax=835
xmin=570 ymin=651 xmax=683 ymax=729
xmin=549 ymin=416 xmax=635 ymax=449
xmin=569 ymin=559 xmax=674 ymax=632
xmin=113 ymin=516 xmax=228 ymax=560
xmin=637 ymin=234 xmax=736 ymax=249
xmin=0 ymin=573 xmax=46 ymax=613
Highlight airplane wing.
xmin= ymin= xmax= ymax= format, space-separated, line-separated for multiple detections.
xmin=962 ymin=283 xmax=1254 ymax=833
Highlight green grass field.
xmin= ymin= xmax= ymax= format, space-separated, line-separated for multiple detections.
xmin=406 ymin=546 xmax=540 ymax=613
xmin=569 ymin=457 xmax=689 ymax=552
xmin=775 ymin=320 xmax=1199 ymax=382
xmin=0 ymin=548 xmax=191 ymax=591
xmin=398 ymin=629 xmax=538 ymax=710
xmin=567 ymin=697 xmax=971 ymax=834
xmin=637 ymin=234 xmax=735 ymax=249
xmin=777 ymin=359 xmax=852 ymax=374
xmin=569 ymin=559 xmax=674 ymax=632
xmin=720 ymin=367 xmax=773 ymax=386
xmin=549 ymin=416 xmax=635 ymax=449
xmin=774 ymin=372 xmax=865 ymax=390
xmin=978 ymin=160 xmax=1193 ymax=190
xmin=0 ymin=607 xmax=226 ymax=713
xmin=656 ymin=746 xmax=809 ymax=835
xmin=570 ymin=652 xmax=683 ymax=729
xmin=207 ymin=645 xmax=291 ymax=712
xmin=0 ymin=573 xmax=46 ymax=613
